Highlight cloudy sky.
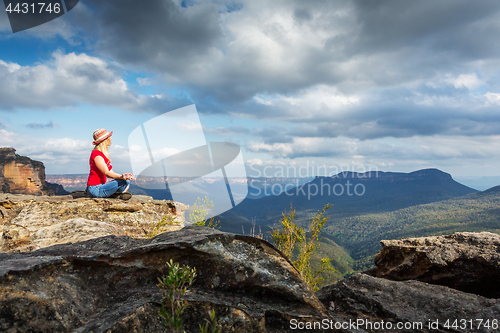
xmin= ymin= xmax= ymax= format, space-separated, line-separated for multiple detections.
xmin=1 ymin=0 xmax=500 ymax=187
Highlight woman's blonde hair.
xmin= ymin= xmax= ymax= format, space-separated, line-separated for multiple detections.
xmin=93 ymin=137 xmax=111 ymax=161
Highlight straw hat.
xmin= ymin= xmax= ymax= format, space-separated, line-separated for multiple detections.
xmin=92 ymin=128 xmax=113 ymax=145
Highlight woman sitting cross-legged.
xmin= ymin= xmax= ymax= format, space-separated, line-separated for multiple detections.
xmin=86 ymin=128 xmax=135 ymax=200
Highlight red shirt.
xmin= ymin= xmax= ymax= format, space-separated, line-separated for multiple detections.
xmin=87 ymin=150 xmax=112 ymax=186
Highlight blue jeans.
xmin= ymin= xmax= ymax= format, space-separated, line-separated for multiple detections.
xmin=86 ymin=179 xmax=131 ymax=198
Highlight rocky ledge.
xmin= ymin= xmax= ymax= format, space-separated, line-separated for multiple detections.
xmin=0 ymin=193 xmax=188 ymax=252
xmin=373 ymin=232 xmax=500 ymax=298
xmin=0 ymin=226 xmax=329 ymax=333
xmin=318 ymin=273 xmax=500 ymax=333
xmin=318 ymin=232 xmax=500 ymax=333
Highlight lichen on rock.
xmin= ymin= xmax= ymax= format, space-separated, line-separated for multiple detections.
xmin=0 ymin=193 xmax=188 ymax=252
xmin=373 ymin=232 xmax=500 ymax=298
xmin=317 ymin=273 xmax=500 ymax=333
xmin=0 ymin=226 xmax=330 ymax=333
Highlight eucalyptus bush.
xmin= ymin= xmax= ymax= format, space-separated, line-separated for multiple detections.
xmin=189 ymin=196 xmax=220 ymax=229
xmin=157 ymin=259 xmax=196 ymax=333
xmin=271 ymin=203 xmax=335 ymax=291
xmin=145 ymin=214 xmax=178 ymax=239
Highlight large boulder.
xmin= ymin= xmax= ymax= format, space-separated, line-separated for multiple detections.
xmin=0 ymin=226 xmax=330 ymax=333
xmin=317 ymin=273 xmax=500 ymax=333
xmin=0 ymin=194 xmax=188 ymax=252
xmin=373 ymin=232 xmax=500 ymax=298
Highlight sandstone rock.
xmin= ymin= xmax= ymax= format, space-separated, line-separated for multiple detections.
xmin=0 ymin=148 xmax=53 ymax=196
xmin=317 ymin=273 xmax=500 ymax=333
xmin=0 ymin=206 xmax=7 ymax=219
xmin=373 ymin=232 xmax=500 ymax=298
xmin=0 ymin=224 xmax=30 ymax=249
xmin=0 ymin=226 xmax=330 ymax=333
xmin=0 ymin=194 xmax=188 ymax=252
xmin=30 ymin=218 xmax=128 ymax=250
xmin=103 ymin=203 xmax=142 ymax=212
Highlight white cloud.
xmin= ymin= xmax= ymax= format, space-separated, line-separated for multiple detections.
xmin=0 ymin=129 xmax=90 ymax=171
xmin=446 ymin=73 xmax=483 ymax=90
xmin=247 ymin=141 xmax=294 ymax=157
xmin=245 ymin=158 xmax=263 ymax=166
xmin=247 ymin=134 xmax=500 ymax=162
xmin=0 ymin=129 xmax=17 ymax=144
xmin=154 ymin=147 xmax=181 ymax=157
xmin=247 ymin=137 xmax=357 ymax=158
xmin=176 ymin=120 xmax=202 ymax=132
xmin=0 ymin=52 xmax=176 ymax=112
xmin=0 ymin=60 xmax=21 ymax=73
xmin=137 ymin=78 xmax=150 ymax=86
xmin=484 ymin=92 xmax=500 ymax=105
xmin=252 ymin=85 xmax=362 ymax=121
xmin=0 ymin=129 xmax=135 ymax=174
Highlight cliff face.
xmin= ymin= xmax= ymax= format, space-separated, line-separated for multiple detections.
xmin=0 ymin=148 xmax=53 ymax=196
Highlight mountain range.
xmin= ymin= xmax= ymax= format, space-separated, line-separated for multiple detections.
xmin=216 ymin=169 xmax=477 ymax=235
xmin=331 ymin=185 xmax=500 ymax=268
xmin=215 ymin=168 xmax=494 ymax=275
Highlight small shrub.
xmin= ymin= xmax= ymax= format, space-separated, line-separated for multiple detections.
xmin=271 ymin=206 xmax=303 ymax=259
xmin=271 ymin=203 xmax=335 ymax=291
xmin=157 ymin=259 xmax=196 ymax=333
xmin=144 ymin=214 xmax=179 ymax=239
xmin=189 ymin=196 xmax=220 ymax=229
xmin=199 ymin=309 xmax=220 ymax=333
